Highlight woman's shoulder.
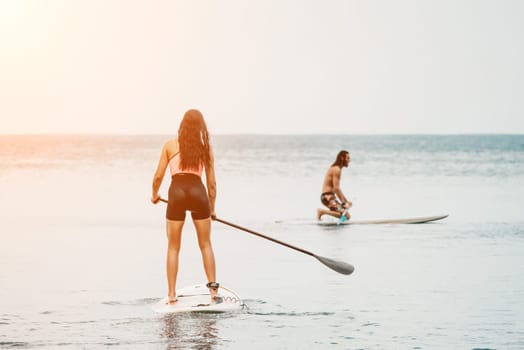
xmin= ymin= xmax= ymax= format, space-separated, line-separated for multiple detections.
xmin=163 ymin=138 xmax=179 ymax=155
xmin=164 ymin=138 xmax=179 ymax=147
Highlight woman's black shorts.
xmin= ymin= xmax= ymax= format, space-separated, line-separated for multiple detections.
xmin=166 ymin=173 xmax=210 ymax=221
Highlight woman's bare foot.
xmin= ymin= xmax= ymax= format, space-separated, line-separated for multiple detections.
xmin=317 ymin=209 xmax=323 ymax=220
xmin=167 ymin=295 xmax=177 ymax=306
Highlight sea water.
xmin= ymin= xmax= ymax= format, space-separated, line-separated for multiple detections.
xmin=0 ymin=134 xmax=523 ymax=349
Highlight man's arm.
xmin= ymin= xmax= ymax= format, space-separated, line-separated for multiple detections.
xmin=332 ymin=167 xmax=350 ymax=206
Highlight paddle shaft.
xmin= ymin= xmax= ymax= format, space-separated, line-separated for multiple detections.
xmin=214 ymin=217 xmax=316 ymax=258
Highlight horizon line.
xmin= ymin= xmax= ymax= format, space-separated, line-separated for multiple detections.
xmin=1 ymin=132 xmax=523 ymax=137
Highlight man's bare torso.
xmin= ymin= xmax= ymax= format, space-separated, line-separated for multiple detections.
xmin=321 ymin=165 xmax=341 ymax=193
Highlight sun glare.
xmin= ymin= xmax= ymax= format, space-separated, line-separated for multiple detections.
xmin=1 ymin=1 xmax=31 ymax=45
xmin=0 ymin=0 xmax=20 ymax=21
xmin=0 ymin=1 xmax=42 ymax=33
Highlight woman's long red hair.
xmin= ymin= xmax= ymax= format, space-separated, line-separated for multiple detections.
xmin=178 ymin=109 xmax=211 ymax=170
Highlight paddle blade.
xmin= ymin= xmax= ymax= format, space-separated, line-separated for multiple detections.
xmin=314 ymin=255 xmax=355 ymax=275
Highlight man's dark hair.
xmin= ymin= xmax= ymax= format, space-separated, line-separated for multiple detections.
xmin=332 ymin=150 xmax=349 ymax=167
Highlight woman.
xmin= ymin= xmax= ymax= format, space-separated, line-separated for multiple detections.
xmin=151 ymin=109 xmax=218 ymax=305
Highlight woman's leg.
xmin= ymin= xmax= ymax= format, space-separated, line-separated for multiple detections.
xmin=192 ymin=217 xmax=217 ymax=297
xmin=166 ymin=219 xmax=184 ymax=303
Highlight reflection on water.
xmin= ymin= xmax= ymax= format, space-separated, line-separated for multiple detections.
xmin=161 ymin=313 xmax=219 ymax=350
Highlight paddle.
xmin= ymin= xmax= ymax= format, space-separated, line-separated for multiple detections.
xmin=158 ymin=198 xmax=354 ymax=275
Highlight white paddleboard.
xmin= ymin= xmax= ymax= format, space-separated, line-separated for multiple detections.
xmin=317 ymin=214 xmax=449 ymax=226
xmin=152 ymin=284 xmax=244 ymax=314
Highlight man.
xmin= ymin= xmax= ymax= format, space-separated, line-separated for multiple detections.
xmin=317 ymin=150 xmax=352 ymax=221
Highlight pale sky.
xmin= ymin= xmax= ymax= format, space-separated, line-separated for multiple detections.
xmin=1 ymin=0 xmax=523 ymax=134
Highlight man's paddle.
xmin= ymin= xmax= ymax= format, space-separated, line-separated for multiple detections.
xmin=158 ymin=198 xmax=354 ymax=275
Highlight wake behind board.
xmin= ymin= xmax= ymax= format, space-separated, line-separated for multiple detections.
xmin=317 ymin=214 xmax=448 ymax=226
xmin=152 ymin=284 xmax=243 ymax=314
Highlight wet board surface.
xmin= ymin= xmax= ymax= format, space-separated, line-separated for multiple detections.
xmin=152 ymin=284 xmax=244 ymax=314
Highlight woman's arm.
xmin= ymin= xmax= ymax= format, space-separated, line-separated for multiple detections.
xmin=151 ymin=142 xmax=169 ymax=204
xmin=205 ymin=146 xmax=217 ymax=218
